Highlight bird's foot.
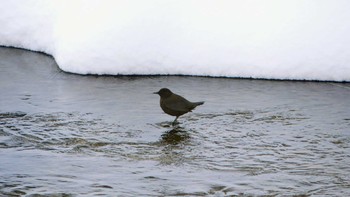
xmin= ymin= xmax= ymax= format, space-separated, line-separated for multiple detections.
xmin=172 ymin=120 xmax=180 ymax=127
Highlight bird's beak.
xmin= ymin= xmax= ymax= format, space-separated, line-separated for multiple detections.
xmin=153 ymin=91 xmax=159 ymax=94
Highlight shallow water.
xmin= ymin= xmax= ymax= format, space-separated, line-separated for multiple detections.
xmin=0 ymin=47 xmax=350 ymax=196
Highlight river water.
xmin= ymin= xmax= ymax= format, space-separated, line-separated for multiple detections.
xmin=0 ymin=47 xmax=349 ymax=196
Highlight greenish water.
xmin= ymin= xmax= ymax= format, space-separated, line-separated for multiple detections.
xmin=1 ymin=47 xmax=350 ymax=196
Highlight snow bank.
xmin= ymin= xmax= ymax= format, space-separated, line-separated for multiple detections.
xmin=1 ymin=0 xmax=349 ymax=81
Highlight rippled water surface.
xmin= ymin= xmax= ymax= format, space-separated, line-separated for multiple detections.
xmin=1 ymin=47 xmax=350 ymax=196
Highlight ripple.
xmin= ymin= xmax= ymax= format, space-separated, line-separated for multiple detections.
xmin=0 ymin=111 xmax=27 ymax=119
xmin=0 ymin=112 xmax=120 ymax=153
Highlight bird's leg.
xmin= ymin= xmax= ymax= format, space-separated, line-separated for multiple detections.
xmin=172 ymin=116 xmax=179 ymax=126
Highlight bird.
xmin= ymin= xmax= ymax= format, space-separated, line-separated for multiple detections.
xmin=154 ymin=88 xmax=204 ymax=125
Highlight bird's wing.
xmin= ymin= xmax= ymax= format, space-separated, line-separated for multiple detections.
xmin=165 ymin=95 xmax=194 ymax=112
xmin=166 ymin=102 xmax=191 ymax=112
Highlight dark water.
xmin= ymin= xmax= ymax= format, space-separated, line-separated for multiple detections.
xmin=1 ymin=47 xmax=350 ymax=196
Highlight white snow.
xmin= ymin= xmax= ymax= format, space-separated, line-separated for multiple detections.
xmin=1 ymin=0 xmax=350 ymax=81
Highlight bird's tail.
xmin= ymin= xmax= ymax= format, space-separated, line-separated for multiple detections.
xmin=193 ymin=101 xmax=204 ymax=106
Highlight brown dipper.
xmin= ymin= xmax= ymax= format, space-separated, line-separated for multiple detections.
xmin=154 ymin=88 xmax=204 ymax=125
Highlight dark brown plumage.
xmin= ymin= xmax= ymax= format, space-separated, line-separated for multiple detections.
xmin=154 ymin=88 xmax=204 ymax=125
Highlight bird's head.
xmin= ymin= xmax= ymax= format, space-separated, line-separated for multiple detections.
xmin=153 ymin=88 xmax=173 ymax=98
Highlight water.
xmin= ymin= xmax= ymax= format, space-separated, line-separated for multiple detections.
xmin=1 ymin=47 xmax=350 ymax=196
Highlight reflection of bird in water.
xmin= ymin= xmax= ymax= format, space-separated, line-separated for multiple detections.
xmin=160 ymin=129 xmax=190 ymax=145
xmin=158 ymin=129 xmax=191 ymax=165
xmin=154 ymin=88 xmax=204 ymax=125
